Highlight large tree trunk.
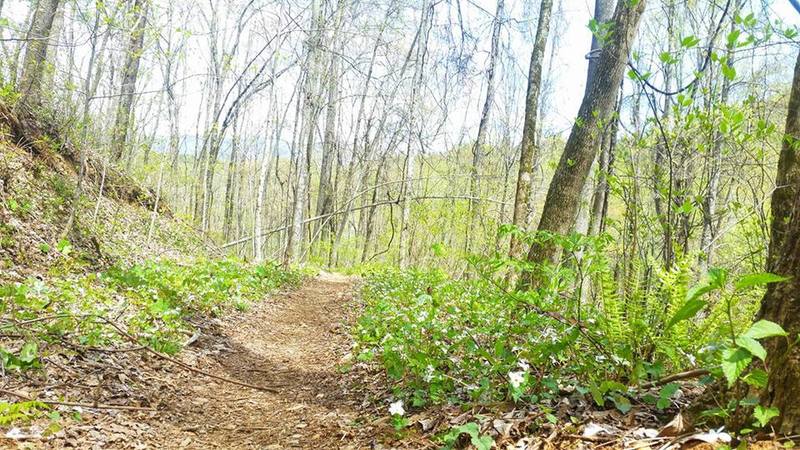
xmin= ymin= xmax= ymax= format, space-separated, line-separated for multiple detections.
xmin=756 ymin=49 xmax=800 ymax=435
xmin=466 ymin=0 xmax=503 ymax=254
xmin=767 ymin=51 xmax=800 ymax=271
xmin=508 ymin=0 xmax=553 ymax=258
xmin=18 ymin=0 xmax=60 ymax=104
xmin=111 ymin=0 xmax=147 ymax=161
xmin=521 ymin=0 xmax=645 ymax=285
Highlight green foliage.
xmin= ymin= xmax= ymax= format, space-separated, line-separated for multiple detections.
xmin=0 ymin=401 xmax=49 ymax=426
xmin=0 ymin=258 xmax=302 ymax=366
xmin=356 ymin=227 xmax=790 ymax=423
xmin=439 ymin=422 xmax=494 ymax=450
xmin=753 ymin=405 xmax=780 ymax=428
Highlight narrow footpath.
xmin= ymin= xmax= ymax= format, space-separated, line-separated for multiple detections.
xmin=146 ymin=274 xmax=386 ymax=449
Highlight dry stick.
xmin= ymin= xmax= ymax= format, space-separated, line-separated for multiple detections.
xmin=0 ymin=388 xmax=155 ymax=412
xmin=93 ymin=316 xmax=283 ymax=394
xmin=640 ymin=368 xmax=710 ymax=389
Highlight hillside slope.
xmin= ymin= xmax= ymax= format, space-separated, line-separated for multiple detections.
xmin=0 ymin=101 xmax=212 ymax=282
xmin=0 ymin=101 xmax=307 ymax=448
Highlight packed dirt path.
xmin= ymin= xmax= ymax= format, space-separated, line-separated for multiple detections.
xmin=146 ymin=273 xmax=383 ymax=449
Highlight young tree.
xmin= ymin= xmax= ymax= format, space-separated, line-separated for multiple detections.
xmin=466 ymin=0 xmax=504 ymax=253
xmin=521 ymin=0 xmax=646 ymax=284
xmin=508 ymin=0 xmax=553 ymax=258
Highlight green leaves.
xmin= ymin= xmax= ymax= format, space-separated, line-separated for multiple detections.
xmin=441 ymin=422 xmax=494 ymax=450
xmin=742 ymin=320 xmax=787 ymax=340
xmin=613 ymin=395 xmax=632 ymax=414
xmin=742 ymin=369 xmax=768 ymax=388
xmin=19 ymin=342 xmax=38 ymax=364
xmin=734 ymin=273 xmax=790 ymax=291
xmin=721 ymin=347 xmax=752 ymax=387
xmin=666 ymin=297 xmax=707 ymax=329
xmin=681 ymin=35 xmax=700 ymax=48
xmin=56 ymin=238 xmax=72 ymax=256
xmin=667 ymin=270 xmax=788 ymax=330
xmin=666 ymin=268 xmax=726 ymax=328
xmin=657 ymin=383 xmax=680 ymax=410
xmin=753 ymin=405 xmax=780 ymax=427
xmin=719 ymin=320 xmax=787 ymax=386
xmin=0 ymin=342 xmax=41 ymax=372
xmin=735 ymin=336 xmax=766 ymax=361
xmin=721 ymin=63 xmax=736 ymax=81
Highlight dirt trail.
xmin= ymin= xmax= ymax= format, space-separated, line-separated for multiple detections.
xmin=147 ymin=274 xmax=378 ymax=449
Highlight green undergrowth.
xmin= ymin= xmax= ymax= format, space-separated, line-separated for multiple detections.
xmin=355 ymin=229 xmax=788 ymax=433
xmin=0 ymin=258 xmax=304 ymax=367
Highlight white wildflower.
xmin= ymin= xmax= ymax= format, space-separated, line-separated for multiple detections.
xmin=423 ymin=365 xmax=435 ymax=382
xmin=389 ymin=400 xmax=405 ymax=416
xmin=691 ymin=427 xmax=731 ymax=444
xmin=518 ymin=359 xmax=530 ymax=371
xmin=508 ymin=370 xmax=526 ymax=389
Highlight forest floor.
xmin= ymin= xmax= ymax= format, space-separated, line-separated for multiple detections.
xmin=1 ymin=273 xmax=397 ymax=449
xmin=2 ymin=273 xmax=784 ymax=449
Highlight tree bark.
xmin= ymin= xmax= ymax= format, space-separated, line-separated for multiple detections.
xmin=399 ymin=1 xmax=433 ymax=269
xmin=521 ymin=0 xmax=645 ymax=285
xmin=285 ymin=0 xmax=324 ymax=265
xmin=466 ymin=0 xmax=504 ymax=254
xmin=755 ymin=50 xmax=800 ymax=434
xmin=767 ymin=51 xmax=800 ymax=271
xmin=111 ymin=0 xmax=148 ymax=161
xmin=18 ymin=0 xmax=60 ymax=104
xmin=508 ymin=0 xmax=553 ymax=258
xmin=314 ymin=54 xmax=340 ymax=243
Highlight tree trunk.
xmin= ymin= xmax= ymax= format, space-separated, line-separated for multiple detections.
xmin=588 ymin=90 xmax=620 ymax=236
xmin=41 ymin=0 xmax=64 ymax=92
xmin=521 ymin=0 xmax=645 ymax=284
xmin=285 ymin=0 xmax=324 ymax=265
xmin=399 ymin=1 xmax=432 ymax=269
xmin=755 ymin=50 xmax=800 ymax=434
xmin=466 ymin=0 xmax=503 ymax=254
xmin=314 ymin=55 xmax=340 ymax=244
xmin=223 ymin=113 xmax=241 ymax=241
xmin=508 ymin=0 xmax=553 ymax=258
xmin=111 ymin=0 xmax=147 ymax=161
xmin=18 ymin=0 xmax=60 ymax=104
xmin=767 ymin=51 xmax=800 ymax=271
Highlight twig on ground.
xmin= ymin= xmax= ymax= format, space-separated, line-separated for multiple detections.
xmin=0 ymin=388 xmax=156 ymax=412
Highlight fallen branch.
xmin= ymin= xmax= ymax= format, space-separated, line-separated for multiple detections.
xmin=641 ymin=368 xmax=711 ymax=389
xmin=0 ymin=388 xmax=156 ymax=412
